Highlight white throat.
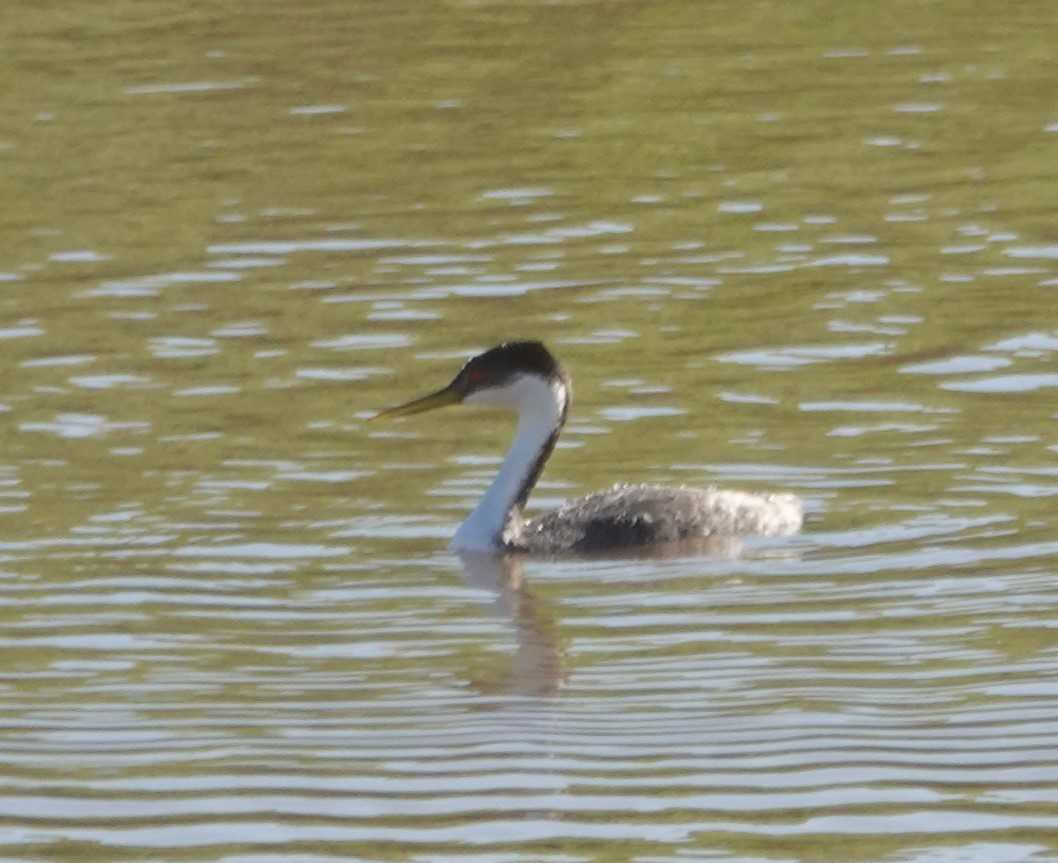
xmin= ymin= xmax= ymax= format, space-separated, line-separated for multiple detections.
xmin=450 ymin=374 xmax=568 ymax=552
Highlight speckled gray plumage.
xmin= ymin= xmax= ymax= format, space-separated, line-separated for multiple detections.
xmin=504 ymin=482 xmax=803 ymax=555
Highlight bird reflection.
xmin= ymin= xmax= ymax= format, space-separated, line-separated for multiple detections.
xmin=455 ymin=537 xmax=756 ymax=698
xmin=457 ymin=552 xmax=567 ymax=698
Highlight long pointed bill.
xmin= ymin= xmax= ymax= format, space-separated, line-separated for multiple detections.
xmin=370 ymin=381 xmax=463 ymax=421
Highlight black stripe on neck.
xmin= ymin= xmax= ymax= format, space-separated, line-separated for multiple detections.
xmin=505 ymin=379 xmax=570 ymax=537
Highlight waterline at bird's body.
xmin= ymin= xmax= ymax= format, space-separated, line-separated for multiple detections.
xmin=372 ymin=341 xmax=803 ymax=556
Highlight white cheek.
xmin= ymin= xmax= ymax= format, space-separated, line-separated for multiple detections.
xmin=464 ymin=375 xmax=567 ymax=414
xmin=464 ymin=386 xmax=511 ymax=408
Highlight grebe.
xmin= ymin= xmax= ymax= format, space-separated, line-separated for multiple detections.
xmin=372 ymin=341 xmax=802 ymax=555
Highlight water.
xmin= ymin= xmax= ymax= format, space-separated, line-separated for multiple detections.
xmin=3 ymin=0 xmax=1058 ymax=860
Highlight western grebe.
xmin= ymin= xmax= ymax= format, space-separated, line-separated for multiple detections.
xmin=372 ymin=341 xmax=803 ymax=555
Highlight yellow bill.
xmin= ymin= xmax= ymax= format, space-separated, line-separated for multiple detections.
xmin=370 ymin=381 xmax=463 ymax=422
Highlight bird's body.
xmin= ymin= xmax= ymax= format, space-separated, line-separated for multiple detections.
xmin=517 ymin=483 xmax=802 ymax=555
xmin=373 ymin=341 xmax=802 ymax=556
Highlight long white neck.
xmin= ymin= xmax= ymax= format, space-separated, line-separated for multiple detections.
xmin=450 ymin=375 xmax=568 ymax=552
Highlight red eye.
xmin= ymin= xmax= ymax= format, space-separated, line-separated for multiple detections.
xmin=468 ymin=368 xmax=485 ymax=383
